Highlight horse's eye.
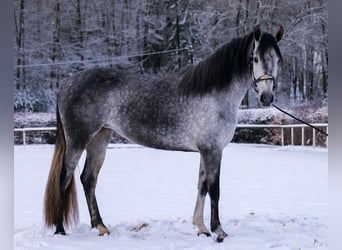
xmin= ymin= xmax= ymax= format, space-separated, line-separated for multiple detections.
xmin=254 ymin=57 xmax=259 ymax=63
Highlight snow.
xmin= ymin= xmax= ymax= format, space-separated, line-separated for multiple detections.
xmin=14 ymin=143 xmax=328 ymax=250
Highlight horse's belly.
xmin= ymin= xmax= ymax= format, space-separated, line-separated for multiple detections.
xmin=104 ymin=121 xmax=198 ymax=152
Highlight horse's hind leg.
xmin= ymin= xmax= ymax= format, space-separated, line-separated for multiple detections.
xmin=193 ymin=155 xmax=211 ymax=237
xmin=81 ymin=128 xmax=112 ymax=236
xmin=55 ymin=145 xmax=84 ymax=234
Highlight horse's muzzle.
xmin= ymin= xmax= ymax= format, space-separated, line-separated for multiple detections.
xmin=259 ymin=92 xmax=274 ymax=107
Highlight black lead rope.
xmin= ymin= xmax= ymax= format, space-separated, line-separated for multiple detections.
xmin=272 ymin=103 xmax=328 ymax=137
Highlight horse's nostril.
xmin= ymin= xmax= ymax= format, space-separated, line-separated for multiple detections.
xmin=260 ymin=94 xmax=265 ymax=103
xmin=260 ymin=93 xmax=273 ymax=106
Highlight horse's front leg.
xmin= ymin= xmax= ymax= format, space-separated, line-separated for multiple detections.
xmin=193 ymin=155 xmax=211 ymax=237
xmin=201 ymin=147 xmax=228 ymax=242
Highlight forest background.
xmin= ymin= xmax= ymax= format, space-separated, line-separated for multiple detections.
xmin=13 ymin=0 xmax=328 ymax=112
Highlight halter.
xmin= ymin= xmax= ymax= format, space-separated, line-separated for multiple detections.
xmin=250 ymin=41 xmax=277 ymax=93
xmin=253 ymin=74 xmax=275 ymax=93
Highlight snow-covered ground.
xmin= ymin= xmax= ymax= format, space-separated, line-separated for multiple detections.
xmin=14 ymin=143 xmax=327 ymax=250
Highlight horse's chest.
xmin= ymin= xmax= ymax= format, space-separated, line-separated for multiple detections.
xmin=216 ymin=103 xmax=240 ymax=140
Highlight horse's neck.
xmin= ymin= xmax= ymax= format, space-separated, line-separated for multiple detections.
xmin=220 ymin=75 xmax=251 ymax=111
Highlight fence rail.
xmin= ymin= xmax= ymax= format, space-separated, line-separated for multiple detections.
xmin=236 ymin=123 xmax=328 ymax=147
xmin=14 ymin=123 xmax=328 ymax=147
xmin=14 ymin=127 xmax=56 ymax=145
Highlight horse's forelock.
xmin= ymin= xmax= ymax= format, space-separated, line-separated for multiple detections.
xmin=257 ymin=32 xmax=283 ymax=62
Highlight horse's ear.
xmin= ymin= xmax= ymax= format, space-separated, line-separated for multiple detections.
xmin=253 ymin=25 xmax=261 ymax=42
xmin=275 ymin=26 xmax=284 ymax=42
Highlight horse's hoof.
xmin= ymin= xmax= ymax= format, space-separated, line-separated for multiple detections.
xmin=54 ymin=231 xmax=66 ymax=235
xmin=216 ymin=235 xmax=224 ymax=242
xmin=197 ymin=231 xmax=211 ymax=237
xmin=215 ymin=227 xmax=228 ymax=243
xmin=194 ymin=223 xmax=211 ymax=237
xmin=97 ymin=225 xmax=111 ymax=236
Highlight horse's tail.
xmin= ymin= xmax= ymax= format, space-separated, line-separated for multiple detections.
xmin=43 ymin=105 xmax=79 ymax=228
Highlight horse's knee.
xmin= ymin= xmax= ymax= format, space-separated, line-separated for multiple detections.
xmin=199 ymin=180 xmax=208 ymax=195
xmin=206 ymin=173 xmax=220 ymax=200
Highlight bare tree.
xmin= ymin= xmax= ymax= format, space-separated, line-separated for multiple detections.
xmin=14 ymin=0 xmax=26 ymax=90
xmin=13 ymin=0 xmax=328 ymax=111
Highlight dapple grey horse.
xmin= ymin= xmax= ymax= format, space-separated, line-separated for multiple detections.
xmin=44 ymin=25 xmax=283 ymax=242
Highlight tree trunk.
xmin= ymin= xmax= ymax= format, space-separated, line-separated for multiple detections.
xmin=76 ymin=0 xmax=84 ymax=62
xmin=175 ymin=0 xmax=181 ymax=69
xmin=51 ymin=0 xmax=61 ymax=89
xmin=15 ymin=0 xmax=26 ymax=90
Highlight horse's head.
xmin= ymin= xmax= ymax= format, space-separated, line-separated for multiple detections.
xmin=252 ymin=25 xmax=283 ymax=107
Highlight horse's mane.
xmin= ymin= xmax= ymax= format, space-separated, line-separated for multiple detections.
xmin=177 ymin=32 xmax=255 ymax=96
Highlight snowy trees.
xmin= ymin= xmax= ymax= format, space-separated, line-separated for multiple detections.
xmin=13 ymin=0 xmax=327 ymax=112
xmin=280 ymin=0 xmax=328 ymax=103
